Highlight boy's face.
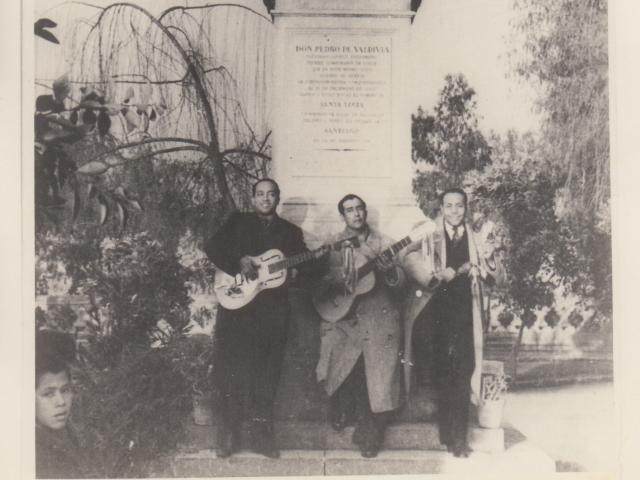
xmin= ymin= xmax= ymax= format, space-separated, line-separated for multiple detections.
xmin=36 ymin=371 xmax=73 ymax=430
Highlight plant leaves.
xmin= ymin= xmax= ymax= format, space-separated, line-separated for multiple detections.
xmin=34 ymin=114 xmax=48 ymax=137
xmin=88 ymin=183 xmax=97 ymax=199
xmin=72 ymin=181 xmax=81 ymax=221
xmin=140 ymin=112 xmax=149 ymax=132
xmin=36 ymin=95 xmax=56 ymax=112
xmin=97 ymin=110 xmax=111 ymax=136
xmin=77 ymin=161 xmax=109 ymax=175
xmin=83 ymin=92 xmax=100 ymax=103
xmin=115 ymin=201 xmax=128 ymax=231
xmin=52 ymin=74 xmax=70 ymax=102
xmin=124 ymin=87 xmax=135 ymax=103
xmin=128 ymin=200 xmax=143 ymax=212
xmin=52 ymin=100 xmax=65 ymax=113
xmin=40 ymin=127 xmax=82 ymax=144
xmin=34 ymin=19 xmax=59 ymax=44
xmin=98 ymin=194 xmax=109 ymax=225
xmin=82 ymin=109 xmax=97 ymax=125
xmin=79 ymin=100 xmax=103 ymax=109
xmin=35 ymin=18 xmax=57 ymax=29
xmin=123 ymin=109 xmax=139 ymax=133
xmin=103 ymin=154 xmax=121 ymax=166
xmin=104 ymin=104 xmax=121 ymax=116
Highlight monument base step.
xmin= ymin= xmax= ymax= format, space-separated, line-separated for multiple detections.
xmin=184 ymin=420 xmax=515 ymax=454
xmin=160 ymin=443 xmax=555 ymax=477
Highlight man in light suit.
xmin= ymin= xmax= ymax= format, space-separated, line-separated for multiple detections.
xmin=401 ymin=188 xmax=504 ymax=457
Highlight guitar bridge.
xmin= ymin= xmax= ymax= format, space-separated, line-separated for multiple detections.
xmin=226 ymin=285 xmax=243 ymax=297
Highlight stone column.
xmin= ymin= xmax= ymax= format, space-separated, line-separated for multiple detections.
xmin=269 ymin=0 xmax=437 ymax=422
xmin=271 ymin=0 xmax=425 ymax=243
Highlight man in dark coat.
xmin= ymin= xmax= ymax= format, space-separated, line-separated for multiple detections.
xmin=401 ymin=188 xmax=504 ymax=458
xmin=204 ymin=178 xmax=314 ymax=459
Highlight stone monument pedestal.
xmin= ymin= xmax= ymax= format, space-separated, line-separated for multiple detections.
xmin=271 ymin=0 xmax=425 ymax=241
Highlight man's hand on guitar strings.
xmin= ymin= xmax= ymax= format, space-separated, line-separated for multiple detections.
xmin=239 ymin=256 xmax=259 ymax=281
xmin=375 ymin=253 xmax=394 ymax=273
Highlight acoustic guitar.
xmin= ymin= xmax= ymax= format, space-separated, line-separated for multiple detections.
xmin=213 ymin=237 xmax=358 ymax=310
xmin=312 ymin=224 xmax=432 ymax=322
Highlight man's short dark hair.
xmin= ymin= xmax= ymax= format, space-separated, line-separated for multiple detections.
xmin=338 ymin=194 xmax=367 ymax=215
xmin=439 ymin=188 xmax=468 ymax=206
xmin=252 ymin=178 xmax=280 ymax=198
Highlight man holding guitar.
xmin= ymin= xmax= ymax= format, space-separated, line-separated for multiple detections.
xmin=401 ymin=188 xmax=505 ymax=458
xmin=314 ymin=194 xmax=407 ymax=458
xmin=204 ymin=178 xmax=320 ymax=459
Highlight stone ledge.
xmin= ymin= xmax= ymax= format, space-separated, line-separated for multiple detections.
xmin=166 ymin=442 xmax=555 ymax=477
xmin=184 ymin=420 xmax=510 ymax=452
xmin=173 ymin=450 xmax=324 ymax=477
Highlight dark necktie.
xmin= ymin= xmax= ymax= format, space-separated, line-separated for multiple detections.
xmin=451 ymin=226 xmax=461 ymax=245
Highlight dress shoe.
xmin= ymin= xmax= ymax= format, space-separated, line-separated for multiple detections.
xmin=451 ymin=443 xmax=473 ymax=458
xmin=216 ymin=444 xmax=234 ymax=458
xmin=331 ymin=412 xmax=350 ymax=432
xmin=251 ymin=442 xmax=280 ymax=459
xmin=216 ymin=427 xmax=239 ymax=458
xmin=360 ymin=447 xmax=379 ymax=458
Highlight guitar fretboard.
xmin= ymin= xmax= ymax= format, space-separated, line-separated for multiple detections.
xmin=267 ymin=237 xmax=355 ymax=274
xmin=357 ymin=235 xmax=412 ymax=277
xmin=268 ymin=250 xmax=321 ymax=273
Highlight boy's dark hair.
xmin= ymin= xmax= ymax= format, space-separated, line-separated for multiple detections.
xmin=338 ymin=194 xmax=367 ymax=215
xmin=252 ymin=178 xmax=280 ymax=198
xmin=35 ymin=330 xmax=74 ymax=387
xmin=36 ymin=351 xmax=70 ymax=388
xmin=438 ymin=187 xmax=468 ymax=206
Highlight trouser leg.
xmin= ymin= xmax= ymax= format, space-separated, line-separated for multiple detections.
xmin=212 ymin=309 xmax=248 ymax=452
xmin=350 ymin=356 xmax=391 ymax=454
xmin=247 ymin=310 xmax=288 ymax=454
xmin=449 ymin=370 xmax=471 ymax=449
xmin=329 ymin=362 xmax=358 ymax=430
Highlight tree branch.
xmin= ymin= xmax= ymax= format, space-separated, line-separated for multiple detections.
xmin=220 ymin=149 xmax=271 ymax=162
xmin=159 ymin=4 xmax=272 ymax=23
xmin=97 ymin=137 xmax=209 ymax=160
xmin=221 ymin=159 xmax=260 ymax=180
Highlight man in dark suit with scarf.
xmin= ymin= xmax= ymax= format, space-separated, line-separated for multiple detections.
xmin=401 ymin=188 xmax=504 ymax=458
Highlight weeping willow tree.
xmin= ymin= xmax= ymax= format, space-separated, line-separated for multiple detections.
xmin=35 ymin=1 xmax=273 ymax=242
xmin=510 ymin=0 xmax=609 ymax=229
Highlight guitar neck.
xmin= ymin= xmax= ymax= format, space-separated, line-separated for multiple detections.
xmin=267 ymin=239 xmax=346 ymax=274
xmin=271 ymin=250 xmax=320 ymax=272
xmin=357 ymin=235 xmax=412 ymax=277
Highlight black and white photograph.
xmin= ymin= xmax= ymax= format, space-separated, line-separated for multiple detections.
xmin=5 ymin=0 xmax=633 ymax=478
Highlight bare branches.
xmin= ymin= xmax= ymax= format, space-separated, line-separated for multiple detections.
xmin=159 ymin=3 xmax=272 ymax=24
xmin=96 ymin=137 xmax=209 ymax=160
xmin=220 ymin=148 xmax=271 ymax=162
